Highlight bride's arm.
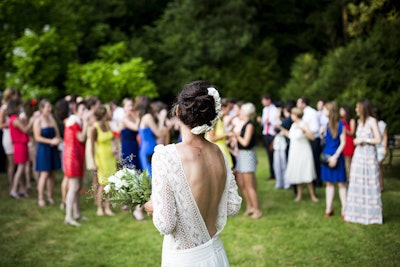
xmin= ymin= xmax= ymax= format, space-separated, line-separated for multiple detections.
xmin=151 ymin=146 xmax=177 ymax=234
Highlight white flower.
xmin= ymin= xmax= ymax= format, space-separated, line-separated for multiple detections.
xmin=43 ymin=25 xmax=51 ymax=32
xmin=113 ymin=69 xmax=120 ymax=76
xmin=12 ymin=47 xmax=27 ymax=58
xmin=104 ymin=184 xmax=111 ymax=194
xmin=114 ymin=169 xmax=125 ymax=179
xmin=24 ymin=28 xmax=34 ymax=36
xmin=190 ymin=87 xmax=221 ymax=135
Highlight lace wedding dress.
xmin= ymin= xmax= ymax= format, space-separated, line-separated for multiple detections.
xmin=151 ymin=144 xmax=242 ymax=266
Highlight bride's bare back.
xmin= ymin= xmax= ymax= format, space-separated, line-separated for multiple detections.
xmin=175 ymin=140 xmax=227 ymax=237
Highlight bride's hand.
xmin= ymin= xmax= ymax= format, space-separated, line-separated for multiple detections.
xmin=143 ymin=200 xmax=153 ymax=216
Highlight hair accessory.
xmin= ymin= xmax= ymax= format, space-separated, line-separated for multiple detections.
xmin=191 ymin=87 xmax=222 ymax=135
xmin=31 ymin=99 xmax=37 ymax=106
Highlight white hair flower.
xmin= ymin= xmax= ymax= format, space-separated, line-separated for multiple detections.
xmin=191 ymin=87 xmax=222 ymax=135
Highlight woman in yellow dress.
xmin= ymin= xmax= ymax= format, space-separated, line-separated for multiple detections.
xmin=205 ymin=98 xmax=233 ymax=169
xmin=91 ymin=105 xmax=117 ymax=216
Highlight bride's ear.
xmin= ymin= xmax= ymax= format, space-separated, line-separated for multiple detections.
xmin=174 ymin=104 xmax=179 ymax=117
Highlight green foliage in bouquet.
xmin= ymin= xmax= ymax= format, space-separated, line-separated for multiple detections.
xmin=103 ymin=167 xmax=152 ymax=212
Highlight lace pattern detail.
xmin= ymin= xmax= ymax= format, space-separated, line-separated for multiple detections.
xmin=152 ymin=144 xmax=241 ymax=250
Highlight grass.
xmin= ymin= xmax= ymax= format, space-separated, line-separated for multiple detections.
xmin=1 ymin=146 xmax=400 ymax=267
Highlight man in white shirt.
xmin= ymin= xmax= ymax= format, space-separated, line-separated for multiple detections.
xmin=257 ymin=94 xmax=278 ymax=180
xmin=297 ymin=97 xmax=322 ymax=187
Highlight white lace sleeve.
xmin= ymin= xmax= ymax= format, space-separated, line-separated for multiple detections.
xmin=151 ymin=145 xmax=177 ymax=235
xmin=225 ymin=159 xmax=242 ymax=216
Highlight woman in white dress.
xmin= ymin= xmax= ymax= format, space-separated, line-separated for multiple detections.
xmin=144 ymin=80 xmax=242 ymax=267
xmin=277 ymin=107 xmax=318 ymax=202
xmin=0 ymin=88 xmax=20 ymax=188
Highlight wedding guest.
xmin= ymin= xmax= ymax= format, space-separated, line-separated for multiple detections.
xmin=8 ymin=100 xmax=34 ymax=199
xmin=231 ymin=102 xmax=262 ymax=219
xmin=84 ymin=96 xmax=101 ymax=188
xmin=143 ymin=80 xmax=242 ymax=266
xmin=119 ymin=98 xmax=143 ymax=220
xmin=54 ymin=98 xmax=70 ymax=210
xmin=279 ymin=107 xmax=318 ymax=202
xmin=0 ymin=88 xmax=20 ymax=188
xmin=320 ymin=102 xmax=347 ymax=218
xmin=205 ymin=98 xmax=233 ymax=169
xmin=91 ymin=105 xmax=117 ymax=216
xmin=372 ymin=107 xmax=387 ymax=192
xmin=151 ymin=101 xmax=171 ymax=145
xmin=22 ymin=99 xmax=39 ymax=185
xmin=34 ymin=99 xmax=62 ymax=207
xmin=257 ymin=94 xmax=278 ymax=180
xmin=119 ymin=98 xmax=141 ymax=170
xmin=63 ymin=101 xmax=88 ymax=226
xmin=344 ymin=99 xmax=382 ymax=224
xmin=316 ymin=99 xmax=329 ymax=128
xmin=136 ymin=96 xmax=166 ymax=176
xmin=273 ymin=101 xmax=295 ymax=190
xmin=297 ymin=97 xmax=322 ymax=187
xmin=340 ymin=105 xmax=356 ymax=179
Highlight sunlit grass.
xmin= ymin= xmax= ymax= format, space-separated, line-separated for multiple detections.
xmin=0 ymin=146 xmax=399 ymax=266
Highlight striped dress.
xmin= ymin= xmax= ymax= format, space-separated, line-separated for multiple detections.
xmin=344 ymin=117 xmax=382 ymax=224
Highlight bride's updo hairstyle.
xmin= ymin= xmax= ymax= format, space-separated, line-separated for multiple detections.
xmin=176 ymin=80 xmax=217 ymax=131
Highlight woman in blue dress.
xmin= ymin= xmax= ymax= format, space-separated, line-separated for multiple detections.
xmin=136 ymin=96 xmax=167 ymax=176
xmin=119 ymin=98 xmax=141 ymax=170
xmin=320 ymin=102 xmax=347 ymax=218
xmin=33 ymin=99 xmax=62 ymax=207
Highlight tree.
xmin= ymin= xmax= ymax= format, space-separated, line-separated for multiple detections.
xmin=65 ymin=42 xmax=157 ymax=102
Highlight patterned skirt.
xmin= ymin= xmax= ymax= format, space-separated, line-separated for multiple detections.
xmin=344 ymin=144 xmax=382 ymax=224
xmin=235 ymin=149 xmax=257 ymax=173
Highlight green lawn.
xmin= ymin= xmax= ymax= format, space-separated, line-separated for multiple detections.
xmin=1 ymin=146 xmax=400 ymax=267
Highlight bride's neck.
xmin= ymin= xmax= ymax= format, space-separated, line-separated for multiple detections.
xmin=180 ymin=124 xmax=207 ymax=146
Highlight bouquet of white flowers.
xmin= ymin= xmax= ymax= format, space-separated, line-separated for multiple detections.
xmin=103 ymin=167 xmax=152 ymax=212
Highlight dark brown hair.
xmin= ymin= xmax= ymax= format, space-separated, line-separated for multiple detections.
xmin=176 ymin=80 xmax=217 ymax=130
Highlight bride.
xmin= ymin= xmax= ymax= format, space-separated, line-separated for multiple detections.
xmin=144 ymin=80 xmax=242 ymax=266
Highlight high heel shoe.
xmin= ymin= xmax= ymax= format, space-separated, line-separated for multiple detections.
xmin=47 ymin=198 xmax=55 ymax=205
xmin=38 ymin=199 xmax=46 ymax=207
xmin=324 ymin=210 xmax=334 ymax=217
xmin=251 ymin=211 xmax=263 ymax=219
xmin=65 ymin=219 xmax=81 ymax=227
xmin=10 ymin=192 xmax=20 ymax=200
xmin=243 ymin=208 xmax=254 ymax=216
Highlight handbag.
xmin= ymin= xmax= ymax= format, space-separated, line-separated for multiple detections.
xmin=320 ymin=153 xmax=337 ymax=168
xmin=320 ymin=154 xmax=330 ymax=165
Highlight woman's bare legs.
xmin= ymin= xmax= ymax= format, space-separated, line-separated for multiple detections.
xmin=7 ymin=154 xmax=15 ymax=190
xmin=10 ymin=163 xmax=26 ymax=199
xmin=37 ymin=171 xmax=48 ymax=206
xmin=307 ymin=182 xmax=319 ymax=202
xmin=60 ymin=176 xmax=68 ymax=209
xmin=46 ymin=171 xmax=55 ymax=204
xmin=325 ymin=182 xmax=335 ymax=214
xmin=235 ymin=172 xmax=252 ymax=215
xmin=344 ymin=156 xmax=352 ymax=183
xmin=23 ymin=162 xmax=32 ymax=190
xmin=65 ymin=178 xmax=81 ymax=226
xmin=242 ymin=172 xmax=262 ymax=219
xmin=338 ymin=182 xmax=347 ymax=216
xmin=96 ymin=184 xmax=115 ymax=216
xmin=295 ymin=184 xmax=302 ymax=201
xmin=378 ymin=161 xmax=384 ymax=191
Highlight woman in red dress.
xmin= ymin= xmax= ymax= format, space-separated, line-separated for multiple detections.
xmin=340 ymin=105 xmax=356 ymax=179
xmin=8 ymin=100 xmax=35 ymax=199
xmin=63 ymin=101 xmax=88 ymax=226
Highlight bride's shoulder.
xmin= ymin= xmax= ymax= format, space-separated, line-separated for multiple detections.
xmin=154 ymin=143 xmax=176 ymax=155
